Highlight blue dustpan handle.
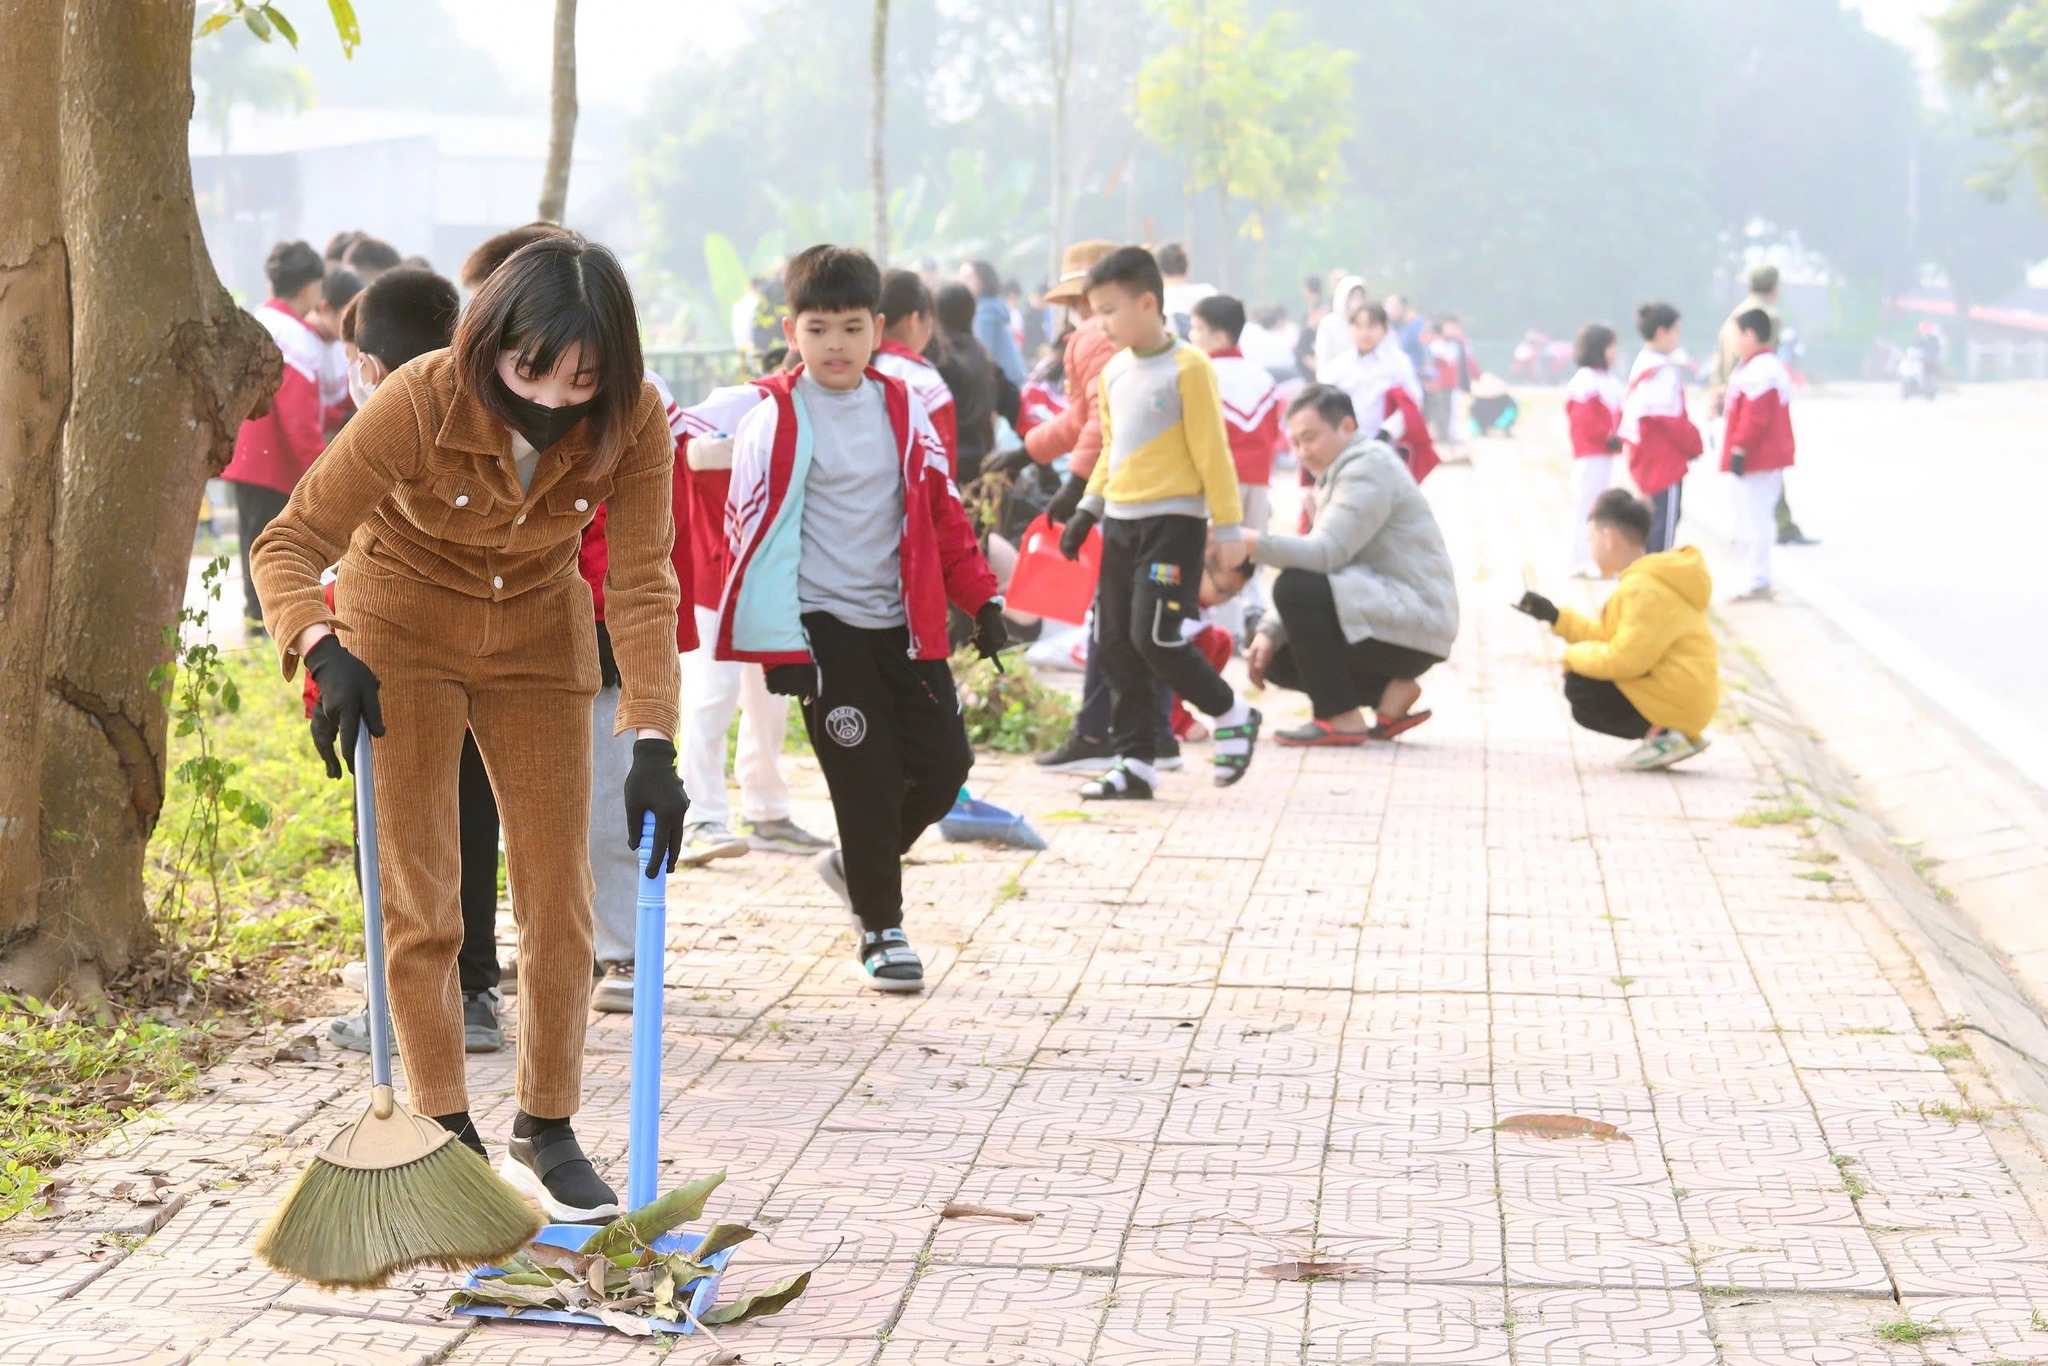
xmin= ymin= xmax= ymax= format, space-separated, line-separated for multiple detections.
xmin=629 ymin=812 xmax=666 ymax=1210
xmin=352 ymin=730 xmax=395 ymax=1092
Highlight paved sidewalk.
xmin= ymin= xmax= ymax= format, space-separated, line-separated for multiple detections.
xmin=8 ymin=439 xmax=2048 ymax=1365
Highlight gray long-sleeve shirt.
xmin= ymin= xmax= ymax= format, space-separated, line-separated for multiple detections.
xmin=795 ymin=374 xmax=906 ymax=630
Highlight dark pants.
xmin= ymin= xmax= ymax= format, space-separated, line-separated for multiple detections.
xmin=1775 ymin=489 xmax=1804 ymax=541
xmin=230 ymin=480 xmax=291 ymax=625
xmin=1074 ymin=648 xmax=1175 ymax=750
xmin=1646 ymin=482 xmax=1683 ymax=555
xmin=1095 ymin=514 xmax=1233 ymax=764
xmin=1266 ymin=568 xmax=1442 ymax=718
xmin=1564 ymin=672 xmax=1650 ymax=740
xmin=800 ymin=612 xmax=973 ymax=933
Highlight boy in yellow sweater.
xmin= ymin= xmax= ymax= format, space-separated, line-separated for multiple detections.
xmin=1058 ymin=245 xmax=1259 ymax=797
xmin=1515 ymin=488 xmax=1717 ymax=770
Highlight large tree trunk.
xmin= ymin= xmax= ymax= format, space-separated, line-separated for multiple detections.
xmin=9 ymin=0 xmax=278 ymax=1001
xmin=0 ymin=0 xmax=70 ymax=958
xmin=869 ymin=0 xmax=890 ymax=262
xmin=538 ymin=0 xmax=578 ymax=223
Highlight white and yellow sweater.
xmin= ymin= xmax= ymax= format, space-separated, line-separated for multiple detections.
xmin=1079 ymin=337 xmax=1244 ymax=536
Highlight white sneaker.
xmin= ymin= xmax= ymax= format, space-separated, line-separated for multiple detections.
xmin=679 ymin=821 xmax=749 ymax=867
xmin=592 ymin=961 xmax=633 ymax=1014
xmin=1621 ymin=732 xmax=1710 ymax=771
xmin=743 ymin=816 xmax=833 ymax=854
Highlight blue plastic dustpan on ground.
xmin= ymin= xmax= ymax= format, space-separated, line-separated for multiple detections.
xmin=457 ymin=817 xmax=723 ymax=1334
xmin=940 ymin=790 xmax=1046 ymax=850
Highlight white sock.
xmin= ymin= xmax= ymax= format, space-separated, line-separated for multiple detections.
xmin=1121 ymin=758 xmax=1159 ymax=787
xmin=1212 ymin=698 xmax=1252 ymax=757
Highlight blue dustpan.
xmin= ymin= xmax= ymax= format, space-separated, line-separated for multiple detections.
xmin=457 ymin=817 xmax=718 ymax=1333
xmin=940 ymin=792 xmax=1047 ymax=850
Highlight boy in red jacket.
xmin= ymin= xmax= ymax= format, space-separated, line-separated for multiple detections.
xmin=1721 ymin=309 xmax=1796 ymax=600
xmin=1619 ymin=302 xmax=1703 ymax=555
xmin=718 ymin=246 xmax=1003 ymax=992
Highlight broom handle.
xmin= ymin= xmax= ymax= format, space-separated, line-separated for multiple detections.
xmin=353 ymin=729 xmax=397 ymax=1112
xmin=629 ymin=813 xmax=665 ymax=1210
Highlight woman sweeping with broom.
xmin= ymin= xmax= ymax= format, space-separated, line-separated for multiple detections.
xmin=250 ymin=234 xmax=691 ymax=1282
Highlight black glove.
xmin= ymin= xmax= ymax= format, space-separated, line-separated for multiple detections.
xmin=594 ymin=620 xmax=621 ymax=690
xmin=982 ymin=445 xmax=1032 ymax=479
xmin=1058 ymin=508 xmax=1098 ymax=561
xmin=1045 ymin=473 xmax=1087 ymax=526
xmin=973 ymin=601 xmax=1009 ymax=661
xmin=1605 ymin=435 xmax=1622 ymax=454
xmin=1514 ymin=591 xmax=1559 ymax=625
xmin=763 ymin=663 xmax=815 ymax=700
xmin=623 ymin=738 xmax=689 ymax=877
xmin=304 ymin=635 xmax=384 ymax=779
xmin=1728 ymin=449 xmax=1747 ymax=477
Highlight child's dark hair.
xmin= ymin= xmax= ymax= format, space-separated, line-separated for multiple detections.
xmin=1286 ymin=383 xmax=1357 ymax=429
xmin=1574 ymin=322 xmax=1618 ymax=370
xmin=461 ymin=222 xmax=571 ymax=291
xmin=1155 ymin=241 xmax=1190 ymax=277
xmin=321 ymin=267 xmax=364 ymax=315
xmin=343 ymin=235 xmax=402 ymax=277
xmin=964 ymin=259 xmax=1002 ymax=297
xmin=1350 ymin=300 xmax=1390 ymax=329
xmin=1084 ymin=245 xmax=1164 ymax=308
xmin=879 ymin=269 xmax=932 ymax=327
xmin=265 ymin=240 xmax=324 ymax=298
xmin=785 ymin=244 xmax=882 ymax=316
xmin=935 ymin=281 xmax=977 ymax=336
xmin=1636 ymin=301 xmax=1680 ymax=341
xmin=1590 ymin=487 xmax=1652 ymax=543
xmin=1192 ymin=294 xmax=1246 ymax=344
xmin=452 ymin=233 xmax=644 ymax=471
xmin=324 ymin=230 xmax=364 ymax=264
xmin=1735 ymin=308 xmax=1773 ymax=344
xmin=355 ymin=267 xmax=461 ymax=369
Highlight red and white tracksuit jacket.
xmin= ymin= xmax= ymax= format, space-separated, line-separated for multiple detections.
xmin=1563 ymin=365 xmax=1624 ymax=458
xmin=1208 ymin=347 xmax=1283 ymax=486
xmin=1322 ymin=336 xmax=1438 ymax=483
xmin=1620 ymin=347 xmax=1702 ymax=497
xmin=714 ymin=366 xmax=998 ymax=665
xmin=1017 ymin=375 xmax=1067 ymax=437
xmin=223 ymin=299 xmax=327 ymax=494
xmin=871 ymin=338 xmax=958 ymax=476
xmin=1721 ymin=349 xmax=1795 ymax=474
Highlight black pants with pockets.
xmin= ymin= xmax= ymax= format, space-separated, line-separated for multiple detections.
xmin=1564 ymin=671 xmax=1651 ymax=740
xmin=1646 ymin=482 xmax=1683 ymax=555
xmin=801 ymin=612 xmax=974 ymax=933
xmin=1095 ymin=514 xmax=1233 ymax=764
xmin=1266 ymin=568 xmax=1442 ymax=719
xmin=231 ymin=480 xmax=291 ymax=625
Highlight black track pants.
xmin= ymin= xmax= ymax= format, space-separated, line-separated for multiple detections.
xmin=1094 ymin=514 xmax=1234 ymax=763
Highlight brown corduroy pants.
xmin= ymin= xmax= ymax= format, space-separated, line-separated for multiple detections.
xmin=337 ymin=554 xmax=600 ymax=1120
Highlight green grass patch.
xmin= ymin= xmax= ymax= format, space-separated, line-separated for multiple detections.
xmin=1796 ymin=869 xmax=1838 ymax=883
xmin=1875 ymin=1318 xmax=1954 ymax=1344
xmin=1736 ymin=800 xmax=1817 ymax=827
xmin=1927 ymin=1042 xmax=1972 ymax=1061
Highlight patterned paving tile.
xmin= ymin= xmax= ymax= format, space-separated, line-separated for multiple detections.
xmin=1303 ymin=1282 xmax=1513 ymax=1365
xmin=1509 ymin=1287 xmax=1717 ymax=1365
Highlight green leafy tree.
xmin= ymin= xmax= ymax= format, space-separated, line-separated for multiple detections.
xmin=1132 ymin=0 xmax=1354 ymax=285
xmin=1935 ymin=0 xmax=2048 ymax=202
xmin=1918 ymin=105 xmax=2048 ymax=342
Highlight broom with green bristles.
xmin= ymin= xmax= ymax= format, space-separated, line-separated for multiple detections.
xmin=255 ymin=730 xmax=540 ymax=1288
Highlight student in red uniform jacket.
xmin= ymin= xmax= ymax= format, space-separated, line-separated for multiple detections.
xmin=875 ymin=270 xmax=958 ymax=474
xmin=1619 ymin=302 xmax=1702 ymax=555
xmin=1563 ymin=322 xmax=1625 ymax=576
xmin=1720 ymin=309 xmax=1796 ymax=600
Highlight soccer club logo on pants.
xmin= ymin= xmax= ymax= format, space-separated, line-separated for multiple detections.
xmin=825 ymin=705 xmax=868 ymax=747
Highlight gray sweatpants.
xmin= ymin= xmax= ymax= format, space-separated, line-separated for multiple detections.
xmin=588 ymin=686 xmax=644 ymax=965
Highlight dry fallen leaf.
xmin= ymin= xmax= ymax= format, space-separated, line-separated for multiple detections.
xmin=940 ymin=1202 xmax=1039 ymax=1223
xmin=1487 ymin=1113 xmax=1631 ymax=1141
xmin=1254 ymin=1260 xmax=1376 ymax=1281
xmin=273 ymin=1035 xmax=321 ymax=1064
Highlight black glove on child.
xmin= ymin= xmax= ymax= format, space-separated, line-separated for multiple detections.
xmin=1045 ymin=474 xmax=1087 ymax=526
xmin=1728 ymin=450 xmax=1748 ymax=477
xmin=1513 ymin=591 xmax=1560 ymax=625
xmin=304 ymin=635 xmax=385 ymax=779
xmin=763 ymin=663 xmax=816 ymax=700
xmin=594 ymin=620 xmax=621 ymax=690
xmin=972 ymin=601 xmax=1009 ymax=663
xmin=982 ymin=446 xmax=1033 ymax=479
xmin=623 ymin=738 xmax=690 ymax=877
xmin=1058 ymin=508 xmax=1098 ymax=562
xmin=1605 ymin=435 xmax=1623 ymax=454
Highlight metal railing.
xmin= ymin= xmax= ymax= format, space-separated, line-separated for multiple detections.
xmin=644 ymin=348 xmax=756 ymax=406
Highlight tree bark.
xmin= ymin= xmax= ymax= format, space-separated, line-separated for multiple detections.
xmin=0 ymin=0 xmax=70 ymax=957
xmin=539 ymin=0 xmax=578 ymax=223
xmin=869 ymin=0 xmax=890 ymax=262
xmin=8 ymin=0 xmax=279 ymax=1001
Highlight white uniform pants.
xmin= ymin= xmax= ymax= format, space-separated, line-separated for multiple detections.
xmin=1568 ymin=455 xmax=1615 ymax=572
xmin=679 ymin=604 xmax=792 ymax=830
xmin=589 ymin=685 xmax=642 ymax=965
xmin=1734 ymin=468 xmax=1783 ymax=594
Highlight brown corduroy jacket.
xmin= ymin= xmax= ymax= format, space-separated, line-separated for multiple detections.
xmin=250 ymin=349 xmax=682 ymax=737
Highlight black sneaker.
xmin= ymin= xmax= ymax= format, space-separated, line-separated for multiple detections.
xmin=1156 ymin=737 xmax=1184 ymax=772
xmin=1036 ymin=731 xmax=1117 ymax=772
xmin=857 ymin=928 xmax=925 ymax=993
xmin=463 ymin=989 xmax=505 ymax=1052
xmin=499 ymin=1121 xmax=621 ymax=1223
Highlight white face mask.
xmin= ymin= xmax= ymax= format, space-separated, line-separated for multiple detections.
xmin=347 ymin=353 xmax=378 ymax=409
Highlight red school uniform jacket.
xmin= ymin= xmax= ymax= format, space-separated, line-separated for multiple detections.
xmin=1208 ymin=347 xmax=1283 ymax=486
xmin=576 ymin=371 xmax=699 ymax=651
xmin=1720 ymin=349 xmax=1796 ymax=474
xmin=1619 ymin=348 xmax=1702 ymax=497
xmin=674 ymin=379 xmax=776 ymax=616
xmin=716 ymin=366 xmax=998 ymax=665
xmin=1563 ymin=365 xmax=1624 ymax=458
xmin=871 ymin=338 xmax=958 ymax=477
xmin=223 ymin=300 xmax=328 ymax=494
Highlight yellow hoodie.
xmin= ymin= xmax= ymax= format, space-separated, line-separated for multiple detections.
xmin=1552 ymin=546 xmax=1719 ymax=738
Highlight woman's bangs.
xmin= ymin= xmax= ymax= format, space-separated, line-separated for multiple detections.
xmin=504 ymin=302 xmax=603 ymax=382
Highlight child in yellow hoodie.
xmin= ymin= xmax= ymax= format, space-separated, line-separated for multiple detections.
xmin=1515 ymin=488 xmax=1717 ymax=770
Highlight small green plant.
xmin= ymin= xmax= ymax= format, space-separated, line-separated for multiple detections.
xmin=0 ymin=1159 xmax=47 ymax=1223
xmin=1736 ymin=800 xmax=1816 ymax=827
xmin=952 ymin=650 xmax=1077 ymax=755
xmin=1918 ymin=1100 xmax=1995 ymax=1125
xmin=1875 ymin=1317 xmax=1954 ymax=1343
xmin=149 ymin=556 xmax=273 ymax=944
xmin=1796 ymin=869 xmax=1838 ymax=883
xmin=1927 ymin=1042 xmax=1971 ymax=1061
xmin=1611 ymin=975 xmax=1636 ymax=988
xmin=1832 ymin=1154 xmax=1867 ymax=1198
xmin=2031 ymin=1309 xmax=2048 ymax=1332
xmin=993 ymin=876 xmax=1025 ymax=907
xmin=1839 ymin=1025 xmax=1893 ymax=1035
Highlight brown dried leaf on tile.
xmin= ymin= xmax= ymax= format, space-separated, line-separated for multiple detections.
xmin=940 ymin=1202 xmax=1038 ymax=1223
xmin=1486 ymin=1113 xmax=1631 ymax=1141
xmin=1255 ymin=1259 xmax=1376 ymax=1281
xmin=273 ymin=1035 xmax=321 ymax=1064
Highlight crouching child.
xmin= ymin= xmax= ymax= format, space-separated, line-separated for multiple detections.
xmin=717 ymin=245 xmax=1004 ymax=991
xmin=1514 ymin=488 xmax=1717 ymax=771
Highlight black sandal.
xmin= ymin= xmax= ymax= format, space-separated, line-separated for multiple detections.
xmin=1211 ymin=707 xmax=1263 ymax=786
xmin=1079 ymin=761 xmax=1154 ymax=801
xmin=858 ymin=928 xmax=925 ymax=993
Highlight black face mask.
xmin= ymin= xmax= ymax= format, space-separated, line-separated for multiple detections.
xmin=493 ymin=373 xmax=597 ymax=452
